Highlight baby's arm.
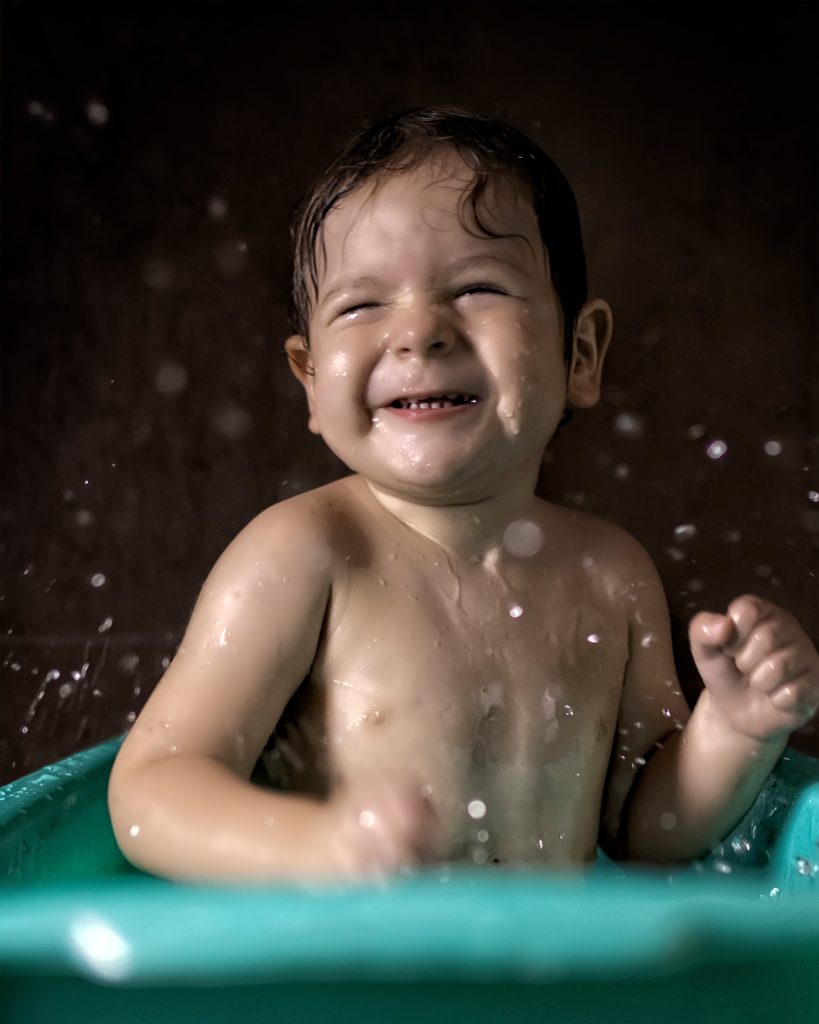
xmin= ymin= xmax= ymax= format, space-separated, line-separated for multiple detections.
xmin=602 ymin=537 xmax=819 ymax=862
xmin=108 ymin=501 xmax=433 ymax=882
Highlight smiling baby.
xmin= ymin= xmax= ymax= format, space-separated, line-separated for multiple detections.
xmin=108 ymin=107 xmax=819 ymax=881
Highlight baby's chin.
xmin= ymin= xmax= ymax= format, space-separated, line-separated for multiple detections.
xmin=348 ymin=459 xmax=522 ymax=507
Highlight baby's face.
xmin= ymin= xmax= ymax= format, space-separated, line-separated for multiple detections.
xmin=291 ymin=157 xmax=571 ymax=503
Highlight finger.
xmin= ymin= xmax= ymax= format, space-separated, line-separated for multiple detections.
xmin=768 ymin=676 xmax=819 ymax=724
xmin=746 ymin=647 xmax=806 ymax=694
xmin=733 ymin=617 xmax=801 ymax=677
xmin=689 ymin=612 xmax=744 ymax=693
xmin=726 ymin=596 xmax=799 ymax=657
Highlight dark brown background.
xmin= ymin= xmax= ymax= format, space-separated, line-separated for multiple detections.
xmin=2 ymin=0 xmax=818 ymax=784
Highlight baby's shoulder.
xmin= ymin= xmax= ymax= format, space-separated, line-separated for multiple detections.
xmin=536 ymin=500 xmax=661 ymax=587
xmin=230 ymin=477 xmax=365 ymax=567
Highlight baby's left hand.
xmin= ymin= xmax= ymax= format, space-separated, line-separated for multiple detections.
xmin=689 ymin=595 xmax=819 ymax=741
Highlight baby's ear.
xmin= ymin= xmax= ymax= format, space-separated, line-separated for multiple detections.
xmin=566 ymin=299 xmax=613 ymax=408
xmin=284 ymin=335 xmax=321 ymax=435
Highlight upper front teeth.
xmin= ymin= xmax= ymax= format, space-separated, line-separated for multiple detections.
xmin=393 ymin=393 xmax=477 ymax=410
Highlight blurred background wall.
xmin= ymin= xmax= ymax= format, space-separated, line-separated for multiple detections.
xmin=2 ymin=0 xmax=817 ymax=783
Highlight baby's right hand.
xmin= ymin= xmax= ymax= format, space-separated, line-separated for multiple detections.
xmin=327 ymin=778 xmax=440 ymax=881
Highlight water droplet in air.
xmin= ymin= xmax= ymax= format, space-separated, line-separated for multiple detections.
xmin=211 ymin=402 xmax=252 ymax=440
xmin=142 ymin=259 xmax=175 ymax=291
xmin=795 ymin=856 xmax=813 ymax=876
xmin=90 ymin=573 xmax=106 ymax=588
xmin=674 ymin=523 xmax=697 ymax=542
xmin=58 ymin=683 xmax=73 ymax=699
xmin=467 ymin=799 xmax=487 ymax=820
xmin=85 ymin=100 xmax=109 ymax=125
xmin=807 ymin=491 xmax=819 ymax=503
xmin=612 ymin=412 xmax=645 ymax=438
xmin=477 ymin=829 xmax=489 ymax=843
xmin=207 ymin=195 xmax=229 ymax=221
xmin=712 ymin=859 xmax=732 ymax=874
xmin=706 ymin=439 xmax=728 ymax=460
xmin=659 ymin=812 xmax=677 ymax=830
xmin=502 ymin=519 xmax=544 ymax=557
xmin=45 ymin=669 xmax=60 ymax=683
xmin=155 ymin=363 xmax=188 ymax=396
xmin=731 ymin=836 xmax=751 ymax=855
xmin=686 ymin=423 xmax=706 ymax=440
xmin=97 ymin=616 xmax=113 ymax=634
xmin=763 ymin=440 xmax=782 ymax=457
xmin=769 ymin=886 xmax=781 ymax=898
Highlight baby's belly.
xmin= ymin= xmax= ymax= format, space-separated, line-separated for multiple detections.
xmin=327 ymin=700 xmax=615 ymax=867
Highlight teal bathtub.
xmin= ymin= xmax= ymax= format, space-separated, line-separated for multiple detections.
xmin=1 ymin=738 xmax=818 ymax=1023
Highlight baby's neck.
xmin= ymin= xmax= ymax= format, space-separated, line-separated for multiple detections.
xmin=361 ymin=475 xmax=541 ymax=562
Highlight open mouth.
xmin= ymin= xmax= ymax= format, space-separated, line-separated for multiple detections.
xmin=387 ymin=393 xmax=480 ymax=411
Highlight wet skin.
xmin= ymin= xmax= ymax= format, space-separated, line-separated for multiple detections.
xmin=108 ymin=158 xmax=819 ymax=882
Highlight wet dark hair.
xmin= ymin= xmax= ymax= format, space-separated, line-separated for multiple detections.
xmin=289 ymin=105 xmax=588 ymax=361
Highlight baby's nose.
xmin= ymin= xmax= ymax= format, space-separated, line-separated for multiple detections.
xmin=389 ymin=305 xmax=458 ymax=359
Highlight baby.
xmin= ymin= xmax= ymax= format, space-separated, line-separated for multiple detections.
xmin=108 ymin=107 xmax=819 ymax=882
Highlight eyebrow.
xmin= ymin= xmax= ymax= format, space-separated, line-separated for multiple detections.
xmin=320 ymin=275 xmax=381 ymax=308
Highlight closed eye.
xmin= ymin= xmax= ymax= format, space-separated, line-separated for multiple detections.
xmin=338 ymin=302 xmax=380 ymax=318
xmin=456 ymin=284 xmax=508 ymax=298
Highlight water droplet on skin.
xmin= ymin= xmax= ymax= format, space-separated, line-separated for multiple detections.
xmin=508 ymin=604 xmax=524 ymax=619
xmin=706 ymin=439 xmax=728 ymax=460
xmin=641 ymin=633 xmax=657 ymax=648
xmin=763 ymin=440 xmax=782 ymax=457
xmin=467 ymin=799 xmax=487 ymax=820
xmin=562 ymin=704 xmax=574 ymax=718
xmin=661 ymin=706 xmax=672 ymax=718
xmin=358 ymin=810 xmax=376 ymax=829
xmin=586 ymin=633 xmax=600 ymax=644
xmin=128 ymin=825 xmax=140 ymax=838
xmin=502 ymin=520 xmax=544 ymax=558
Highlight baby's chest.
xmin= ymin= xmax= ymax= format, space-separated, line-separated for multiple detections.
xmin=316 ymin=563 xmax=628 ymax=770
